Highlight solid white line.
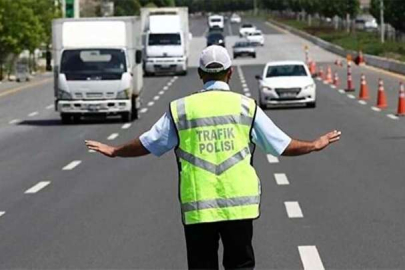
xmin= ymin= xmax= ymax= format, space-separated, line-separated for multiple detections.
xmin=284 ymin=201 xmax=304 ymax=218
xmin=371 ymin=106 xmax=381 ymax=112
xmin=9 ymin=119 xmax=21 ymax=124
xmin=387 ymin=114 xmax=399 ymax=120
xmin=107 ymin=133 xmax=119 ymax=140
xmin=147 ymin=101 xmax=154 ymax=107
xmin=347 ymin=94 xmax=356 ymax=99
xmin=338 ymin=89 xmax=345 ymax=94
xmin=0 ymin=212 xmax=5 ymax=217
xmin=25 ymin=181 xmax=51 ymax=194
xmin=62 ymin=160 xmax=82 ymax=171
xmin=28 ymin=111 xmax=38 ymax=117
xmin=46 ymin=104 xmax=54 ymax=110
xmin=244 ymin=92 xmax=251 ymax=97
xmin=298 ymin=246 xmax=325 ymax=270
xmin=153 ymin=95 xmax=160 ymax=101
xmin=358 ymin=100 xmax=367 ymax=105
xmin=266 ymin=154 xmax=279 ymax=163
xmin=140 ymin=108 xmax=148 ymax=114
xmin=121 ymin=123 xmax=131 ymax=129
xmin=274 ymin=173 xmax=289 ymax=185
xmin=159 ymin=91 xmax=165 ymax=95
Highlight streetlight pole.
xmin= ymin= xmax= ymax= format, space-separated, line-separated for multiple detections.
xmin=380 ymin=0 xmax=385 ymax=43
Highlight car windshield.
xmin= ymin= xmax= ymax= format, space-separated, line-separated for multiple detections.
xmin=234 ymin=42 xmax=252 ymax=48
xmin=266 ymin=65 xmax=307 ymax=77
xmin=148 ymin=33 xmax=181 ymax=46
xmin=242 ymin=24 xmax=253 ymax=28
xmin=61 ymin=49 xmax=127 ymax=81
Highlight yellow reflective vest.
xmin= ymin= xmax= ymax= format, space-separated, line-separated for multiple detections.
xmin=170 ymin=90 xmax=261 ymax=225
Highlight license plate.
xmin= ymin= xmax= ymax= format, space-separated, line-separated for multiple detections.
xmin=280 ymin=92 xmax=297 ymax=98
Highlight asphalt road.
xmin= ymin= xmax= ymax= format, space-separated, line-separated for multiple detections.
xmin=0 ymin=16 xmax=405 ymax=269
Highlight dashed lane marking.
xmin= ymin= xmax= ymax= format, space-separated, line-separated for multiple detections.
xmin=147 ymin=101 xmax=154 ymax=107
xmin=28 ymin=111 xmax=38 ymax=117
xmin=163 ymin=86 xmax=169 ymax=91
xmin=338 ymin=89 xmax=345 ymax=94
xmin=244 ymin=92 xmax=251 ymax=97
xmin=88 ymin=149 xmax=96 ymax=153
xmin=347 ymin=94 xmax=356 ymax=99
xmin=167 ymin=82 xmax=173 ymax=87
xmin=25 ymin=181 xmax=51 ymax=194
xmin=159 ymin=91 xmax=165 ymax=95
xmin=284 ymin=201 xmax=304 ymax=218
xmin=371 ymin=106 xmax=381 ymax=112
xmin=243 ymin=88 xmax=250 ymax=93
xmin=242 ymin=83 xmax=248 ymax=88
xmin=107 ymin=133 xmax=119 ymax=140
xmin=316 ymin=77 xmax=322 ymax=81
xmin=45 ymin=104 xmax=54 ymax=110
xmin=387 ymin=114 xmax=399 ymax=120
xmin=274 ymin=173 xmax=289 ymax=185
xmin=140 ymin=108 xmax=148 ymax=114
xmin=0 ymin=212 xmax=5 ymax=217
xmin=266 ymin=154 xmax=279 ymax=163
xmin=62 ymin=160 xmax=82 ymax=171
xmin=298 ymin=246 xmax=325 ymax=270
xmin=330 ymin=85 xmax=336 ymax=89
xmin=121 ymin=123 xmax=131 ymax=129
xmin=9 ymin=119 xmax=21 ymax=125
xmin=358 ymin=100 xmax=367 ymax=105
xmin=153 ymin=95 xmax=160 ymax=101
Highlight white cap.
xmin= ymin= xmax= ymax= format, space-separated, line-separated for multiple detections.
xmin=199 ymin=45 xmax=232 ymax=73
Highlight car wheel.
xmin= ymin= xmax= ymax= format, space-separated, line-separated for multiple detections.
xmin=307 ymin=102 xmax=316 ymax=108
xmin=252 ymin=53 xmax=256 ymax=58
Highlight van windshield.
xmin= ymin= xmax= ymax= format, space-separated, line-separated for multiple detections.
xmin=61 ymin=49 xmax=127 ymax=81
xmin=148 ymin=33 xmax=181 ymax=46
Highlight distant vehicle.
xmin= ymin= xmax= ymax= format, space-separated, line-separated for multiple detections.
xmin=141 ymin=7 xmax=190 ymax=76
xmin=255 ymin=61 xmax=316 ymax=108
xmin=230 ymin=14 xmax=241 ymax=24
xmin=207 ymin=32 xmax=225 ymax=47
xmin=232 ymin=41 xmax=256 ymax=58
xmin=239 ymin=23 xmax=256 ymax=37
xmin=15 ymin=63 xmax=30 ymax=82
xmin=208 ymin=15 xmax=224 ymax=31
xmin=246 ymin=30 xmax=264 ymax=46
xmin=355 ymin=15 xmax=378 ymax=30
xmin=52 ymin=17 xmax=144 ymax=123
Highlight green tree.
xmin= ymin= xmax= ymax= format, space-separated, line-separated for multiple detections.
xmin=113 ymin=0 xmax=141 ymax=16
xmin=370 ymin=0 xmax=405 ymax=32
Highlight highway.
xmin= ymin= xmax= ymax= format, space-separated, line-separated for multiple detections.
xmin=0 ymin=15 xmax=405 ymax=269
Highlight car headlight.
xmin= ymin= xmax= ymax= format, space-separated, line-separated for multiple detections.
xmin=262 ymin=86 xmax=274 ymax=92
xmin=304 ymin=84 xmax=315 ymax=90
xmin=58 ymin=89 xmax=72 ymax=100
xmin=117 ymin=89 xmax=130 ymax=99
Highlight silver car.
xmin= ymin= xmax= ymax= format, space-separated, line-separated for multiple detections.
xmin=232 ymin=41 xmax=256 ymax=59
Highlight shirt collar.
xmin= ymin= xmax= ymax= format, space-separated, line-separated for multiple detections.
xmin=202 ymin=81 xmax=230 ymax=92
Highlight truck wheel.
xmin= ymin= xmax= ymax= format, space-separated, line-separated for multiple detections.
xmin=61 ymin=113 xmax=72 ymax=124
xmin=121 ymin=112 xmax=133 ymax=123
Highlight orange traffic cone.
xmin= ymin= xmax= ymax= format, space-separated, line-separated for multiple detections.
xmin=333 ymin=72 xmax=339 ymax=87
xmin=357 ymin=50 xmax=365 ymax=65
xmin=318 ymin=67 xmax=324 ymax=79
xmin=376 ymin=78 xmax=388 ymax=109
xmin=397 ymin=82 xmax=405 ymax=116
xmin=325 ymin=66 xmax=333 ymax=83
xmin=309 ymin=61 xmax=317 ymax=76
xmin=359 ymin=74 xmax=370 ymax=100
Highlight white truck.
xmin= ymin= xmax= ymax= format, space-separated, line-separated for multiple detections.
xmin=52 ymin=17 xmax=143 ymax=123
xmin=141 ymin=7 xmax=190 ymax=76
xmin=208 ymin=14 xmax=224 ymax=30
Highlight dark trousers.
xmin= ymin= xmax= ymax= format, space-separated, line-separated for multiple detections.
xmin=184 ymin=219 xmax=255 ymax=270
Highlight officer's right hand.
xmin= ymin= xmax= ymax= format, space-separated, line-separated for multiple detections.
xmin=85 ymin=140 xmax=116 ymax=157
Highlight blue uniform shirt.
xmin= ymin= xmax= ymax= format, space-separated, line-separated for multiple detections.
xmin=140 ymin=81 xmax=292 ymax=157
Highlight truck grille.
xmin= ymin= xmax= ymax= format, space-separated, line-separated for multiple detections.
xmin=86 ymin=92 xmax=103 ymax=99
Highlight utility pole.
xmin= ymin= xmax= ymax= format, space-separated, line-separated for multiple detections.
xmin=380 ymin=0 xmax=385 ymax=43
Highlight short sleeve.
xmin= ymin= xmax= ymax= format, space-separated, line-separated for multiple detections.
xmin=251 ymin=107 xmax=292 ymax=156
xmin=139 ymin=112 xmax=178 ymax=157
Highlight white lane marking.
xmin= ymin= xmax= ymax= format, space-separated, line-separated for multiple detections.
xmin=167 ymin=82 xmax=172 ymax=87
xmin=240 ymin=79 xmax=246 ymax=83
xmin=242 ymin=83 xmax=248 ymax=88
xmin=147 ymin=101 xmax=154 ymax=107
xmin=371 ymin=106 xmax=381 ymax=112
xmin=266 ymin=154 xmax=279 ymax=163
xmin=244 ymin=92 xmax=251 ymax=97
xmin=274 ymin=173 xmax=289 ymax=185
xmin=46 ymin=104 xmax=54 ymax=110
xmin=140 ymin=108 xmax=148 ymax=114
xmin=163 ymin=86 xmax=169 ymax=91
xmin=88 ymin=149 xmax=96 ymax=153
xmin=243 ymin=88 xmax=250 ymax=93
xmin=107 ymin=133 xmax=119 ymax=140
xmin=28 ymin=111 xmax=38 ymax=117
xmin=358 ymin=100 xmax=367 ymax=105
xmin=25 ymin=181 xmax=51 ymax=194
xmin=338 ymin=89 xmax=345 ymax=94
xmin=387 ymin=114 xmax=399 ymax=120
xmin=347 ymin=94 xmax=356 ymax=99
xmin=153 ymin=95 xmax=160 ymax=101
xmin=173 ymin=76 xmax=178 ymax=80
xmin=159 ymin=91 xmax=165 ymax=95
xmin=316 ymin=77 xmax=322 ymax=81
xmin=298 ymin=246 xmax=325 ymax=270
xmin=0 ymin=212 xmax=5 ymax=217
xmin=121 ymin=123 xmax=131 ymax=129
xmin=9 ymin=119 xmax=21 ymax=124
xmin=323 ymin=81 xmax=329 ymax=85
xmin=284 ymin=201 xmax=304 ymax=218
xmin=330 ymin=85 xmax=336 ymax=89
xmin=62 ymin=160 xmax=82 ymax=171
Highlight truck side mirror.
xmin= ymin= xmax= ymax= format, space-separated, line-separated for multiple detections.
xmin=135 ymin=50 xmax=142 ymax=64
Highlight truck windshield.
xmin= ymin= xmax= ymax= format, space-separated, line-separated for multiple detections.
xmin=148 ymin=33 xmax=181 ymax=46
xmin=61 ymin=49 xmax=127 ymax=80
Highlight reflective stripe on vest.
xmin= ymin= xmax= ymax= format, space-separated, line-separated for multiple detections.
xmin=171 ymin=91 xmax=260 ymax=225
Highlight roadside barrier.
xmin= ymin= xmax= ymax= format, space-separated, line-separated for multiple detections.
xmin=397 ymin=82 xmax=405 ymax=116
xmin=359 ymin=74 xmax=370 ymax=100
xmin=376 ymin=78 xmax=388 ymax=109
xmin=346 ymin=62 xmax=355 ymax=92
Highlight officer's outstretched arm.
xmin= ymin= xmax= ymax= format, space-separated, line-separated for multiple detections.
xmin=282 ymin=130 xmax=341 ymax=156
xmin=85 ymin=138 xmax=150 ymax=158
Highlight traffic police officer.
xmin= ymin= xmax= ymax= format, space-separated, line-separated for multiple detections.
xmin=86 ymin=45 xmax=341 ymax=269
